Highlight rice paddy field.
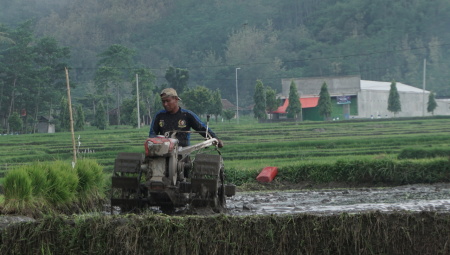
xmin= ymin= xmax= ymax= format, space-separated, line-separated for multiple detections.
xmin=1 ymin=115 xmax=450 ymax=176
xmin=1 ymin=116 xmax=450 ymax=254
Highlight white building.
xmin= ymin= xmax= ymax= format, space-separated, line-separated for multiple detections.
xmin=280 ymin=75 xmax=450 ymax=119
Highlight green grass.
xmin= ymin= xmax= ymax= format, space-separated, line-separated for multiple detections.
xmin=1 ymin=116 xmax=450 ymax=173
xmin=1 ymin=116 xmax=450 ymax=214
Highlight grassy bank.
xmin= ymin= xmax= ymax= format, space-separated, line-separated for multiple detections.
xmin=1 ymin=211 xmax=449 ymax=254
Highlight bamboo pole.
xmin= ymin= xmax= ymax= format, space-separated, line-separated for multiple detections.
xmin=65 ymin=67 xmax=77 ymax=166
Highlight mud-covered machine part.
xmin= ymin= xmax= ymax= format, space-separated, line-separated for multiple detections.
xmin=110 ymin=135 xmax=236 ymax=213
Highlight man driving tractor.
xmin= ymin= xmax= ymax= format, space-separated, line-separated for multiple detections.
xmin=149 ymin=88 xmax=224 ymax=148
xmin=110 ymin=88 xmax=233 ymax=213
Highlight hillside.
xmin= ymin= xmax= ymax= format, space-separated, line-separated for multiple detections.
xmin=1 ymin=0 xmax=449 ymax=123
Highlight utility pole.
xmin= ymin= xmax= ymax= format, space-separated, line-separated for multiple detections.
xmin=422 ymin=58 xmax=426 ymax=116
xmin=235 ymin=67 xmax=241 ymax=124
xmin=136 ymin=73 xmax=141 ymax=128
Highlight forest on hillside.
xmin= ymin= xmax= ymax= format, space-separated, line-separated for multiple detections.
xmin=1 ymin=0 xmax=450 ymax=131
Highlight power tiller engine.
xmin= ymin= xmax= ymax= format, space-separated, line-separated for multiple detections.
xmin=110 ymin=131 xmax=236 ymax=213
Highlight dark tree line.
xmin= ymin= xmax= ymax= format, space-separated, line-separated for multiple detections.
xmin=2 ymin=0 xmax=449 ymax=104
xmin=0 ymin=21 xmax=70 ymax=133
xmin=2 ymin=0 xmax=450 ymax=131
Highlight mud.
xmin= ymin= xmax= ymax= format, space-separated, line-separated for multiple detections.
xmin=226 ymin=183 xmax=450 ymax=216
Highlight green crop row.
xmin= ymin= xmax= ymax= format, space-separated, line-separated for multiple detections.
xmin=225 ymin=157 xmax=450 ymax=186
xmin=398 ymin=147 xmax=450 ymax=159
xmin=1 ymin=116 xmax=450 ymax=177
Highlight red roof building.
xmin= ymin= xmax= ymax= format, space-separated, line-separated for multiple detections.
xmin=271 ymin=97 xmax=319 ymax=114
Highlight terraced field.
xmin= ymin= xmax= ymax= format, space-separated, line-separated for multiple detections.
xmin=1 ymin=116 xmax=450 ymax=175
xmin=1 ymin=116 xmax=450 ymax=255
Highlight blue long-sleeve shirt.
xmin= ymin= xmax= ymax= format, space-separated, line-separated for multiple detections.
xmin=149 ymin=107 xmax=218 ymax=147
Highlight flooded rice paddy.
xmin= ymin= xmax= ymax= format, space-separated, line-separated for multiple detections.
xmin=226 ymin=183 xmax=450 ymax=216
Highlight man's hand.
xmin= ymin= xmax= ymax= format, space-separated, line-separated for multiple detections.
xmin=214 ymin=139 xmax=224 ymax=148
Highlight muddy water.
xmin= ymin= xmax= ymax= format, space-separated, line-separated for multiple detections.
xmin=226 ymin=183 xmax=450 ymax=216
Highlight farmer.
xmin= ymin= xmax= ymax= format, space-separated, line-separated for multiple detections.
xmin=149 ymin=88 xmax=224 ymax=148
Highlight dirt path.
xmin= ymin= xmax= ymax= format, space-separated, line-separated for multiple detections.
xmin=226 ymin=183 xmax=450 ymax=216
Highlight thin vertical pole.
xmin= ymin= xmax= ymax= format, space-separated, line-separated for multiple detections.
xmin=65 ymin=67 xmax=77 ymax=166
xmin=235 ymin=67 xmax=240 ymax=124
xmin=136 ymin=73 xmax=141 ymax=129
xmin=422 ymin=59 xmax=426 ymax=116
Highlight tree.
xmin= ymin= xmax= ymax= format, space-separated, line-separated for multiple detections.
xmin=1 ymin=21 xmax=35 ymax=133
xmin=95 ymin=44 xmax=135 ymax=126
xmin=75 ymin=105 xmax=85 ymax=131
xmin=253 ymin=80 xmax=266 ymax=120
xmin=5 ymin=0 xmax=450 ymax=102
xmin=94 ymin=101 xmax=107 ymax=130
xmin=427 ymin=92 xmax=437 ymax=115
xmin=8 ymin=112 xmax=22 ymax=133
xmin=0 ymin=32 xmax=15 ymax=45
xmin=0 ymin=21 xmax=70 ymax=133
xmin=165 ymin=66 xmax=189 ymax=94
xmin=286 ymin=80 xmax=301 ymax=119
xmin=120 ymin=97 xmax=144 ymax=126
xmin=181 ymin=86 xmax=212 ymax=116
xmin=132 ymin=68 xmax=156 ymax=124
xmin=94 ymin=66 xmax=120 ymax=123
xmin=224 ymin=22 xmax=285 ymax=102
xmin=222 ymin=109 xmax=235 ymax=123
xmin=152 ymin=93 xmax=163 ymax=115
xmin=210 ymin=89 xmax=223 ymax=123
xmin=59 ymin=97 xmax=70 ymax=131
xmin=318 ymin=82 xmax=332 ymax=121
xmin=32 ymin=36 xmax=70 ymax=130
xmin=130 ymin=108 xmax=139 ymax=128
xmin=265 ymin=87 xmax=278 ymax=119
xmin=78 ymin=91 xmax=101 ymax=124
xmin=387 ymin=81 xmax=401 ymax=116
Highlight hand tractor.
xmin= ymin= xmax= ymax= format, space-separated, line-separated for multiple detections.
xmin=110 ymin=123 xmax=235 ymax=213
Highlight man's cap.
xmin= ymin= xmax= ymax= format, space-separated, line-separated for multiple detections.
xmin=160 ymin=88 xmax=181 ymax=100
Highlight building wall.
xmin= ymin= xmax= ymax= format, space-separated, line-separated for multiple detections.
xmin=302 ymin=96 xmax=358 ymax=121
xmin=37 ymin=123 xmax=55 ymax=133
xmin=303 ymin=108 xmax=321 ymax=121
xmin=435 ymin=99 xmax=450 ymax=115
xmin=331 ymin=96 xmax=358 ymax=120
xmin=357 ymin=90 xmax=434 ymax=118
xmin=281 ymin=76 xmax=450 ymax=119
xmin=281 ymin=75 xmax=361 ymax=97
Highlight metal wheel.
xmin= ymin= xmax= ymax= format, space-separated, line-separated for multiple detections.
xmin=213 ymin=167 xmax=227 ymax=213
xmin=110 ymin=153 xmax=145 ymax=213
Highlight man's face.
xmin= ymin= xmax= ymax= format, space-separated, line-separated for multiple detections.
xmin=161 ymin=96 xmax=179 ymax=114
